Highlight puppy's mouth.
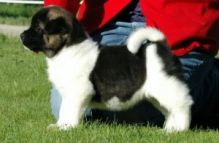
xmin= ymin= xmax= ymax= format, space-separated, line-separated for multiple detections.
xmin=20 ymin=40 xmax=38 ymax=53
xmin=20 ymin=41 xmax=43 ymax=54
xmin=23 ymin=45 xmax=39 ymax=54
xmin=28 ymin=47 xmax=40 ymax=54
xmin=21 ymin=43 xmax=41 ymax=53
xmin=21 ymin=39 xmax=56 ymax=57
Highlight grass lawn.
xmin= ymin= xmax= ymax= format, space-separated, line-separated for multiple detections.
xmin=0 ymin=34 xmax=219 ymax=143
xmin=0 ymin=4 xmax=42 ymax=25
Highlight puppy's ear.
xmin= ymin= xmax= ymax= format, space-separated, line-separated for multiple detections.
xmin=45 ymin=17 xmax=69 ymax=34
xmin=70 ymin=17 xmax=87 ymax=44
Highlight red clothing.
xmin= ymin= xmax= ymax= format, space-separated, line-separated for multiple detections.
xmin=44 ymin=0 xmax=80 ymax=15
xmin=44 ymin=0 xmax=219 ymax=56
xmin=44 ymin=0 xmax=131 ymax=33
xmin=141 ymin=0 xmax=219 ymax=56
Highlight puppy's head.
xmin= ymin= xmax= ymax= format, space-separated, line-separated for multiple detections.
xmin=20 ymin=6 xmax=86 ymax=57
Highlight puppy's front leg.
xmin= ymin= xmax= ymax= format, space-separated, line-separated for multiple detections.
xmin=54 ymin=88 xmax=90 ymax=130
xmin=56 ymin=96 xmax=83 ymax=130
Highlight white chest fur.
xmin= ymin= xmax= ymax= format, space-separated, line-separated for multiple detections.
xmin=46 ymin=40 xmax=99 ymax=89
xmin=47 ymin=39 xmax=100 ymax=126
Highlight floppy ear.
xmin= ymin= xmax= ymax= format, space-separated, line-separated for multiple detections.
xmin=45 ymin=17 xmax=69 ymax=34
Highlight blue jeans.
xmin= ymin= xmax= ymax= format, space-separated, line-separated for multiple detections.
xmin=89 ymin=21 xmax=219 ymax=127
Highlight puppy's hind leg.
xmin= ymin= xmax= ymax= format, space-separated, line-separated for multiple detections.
xmin=144 ymin=44 xmax=193 ymax=132
xmin=146 ymin=80 xmax=193 ymax=132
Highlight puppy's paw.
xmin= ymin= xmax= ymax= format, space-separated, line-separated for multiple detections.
xmin=47 ymin=123 xmax=77 ymax=131
xmin=58 ymin=124 xmax=75 ymax=130
xmin=164 ymin=121 xmax=187 ymax=133
xmin=164 ymin=111 xmax=190 ymax=133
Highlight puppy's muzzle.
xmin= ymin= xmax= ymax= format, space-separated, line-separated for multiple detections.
xmin=20 ymin=32 xmax=30 ymax=46
xmin=20 ymin=31 xmax=36 ymax=50
xmin=20 ymin=32 xmax=25 ymax=42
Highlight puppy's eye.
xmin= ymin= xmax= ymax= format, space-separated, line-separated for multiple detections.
xmin=45 ymin=18 xmax=68 ymax=35
xmin=35 ymin=27 xmax=44 ymax=34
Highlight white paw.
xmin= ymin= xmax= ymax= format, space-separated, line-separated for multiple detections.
xmin=164 ymin=121 xmax=188 ymax=133
xmin=47 ymin=123 xmax=77 ymax=131
xmin=164 ymin=111 xmax=190 ymax=133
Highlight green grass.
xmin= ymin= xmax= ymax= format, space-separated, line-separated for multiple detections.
xmin=0 ymin=4 xmax=42 ymax=25
xmin=0 ymin=35 xmax=219 ymax=142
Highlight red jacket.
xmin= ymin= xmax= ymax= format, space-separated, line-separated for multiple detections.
xmin=44 ymin=0 xmax=219 ymax=56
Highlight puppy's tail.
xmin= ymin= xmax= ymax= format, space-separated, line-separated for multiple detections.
xmin=127 ymin=27 xmax=166 ymax=54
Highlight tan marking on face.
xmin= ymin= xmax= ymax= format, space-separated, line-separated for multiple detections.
xmin=47 ymin=7 xmax=67 ymax=20
xmin=47 ymin=7 xmax=72 ymax=25
xmin=43 ymin=34 xmax=63 ymax=50
xmin=40 ymin=7 xmax=72 ymax=52
xmin=39 ymin=21 xmax=45 ymax=30
xmin=48 ymin=9 xmax=60 ymax=20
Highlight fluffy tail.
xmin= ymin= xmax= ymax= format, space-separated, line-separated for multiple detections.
xmin=127 ymin=27 xmax=166 ymax=54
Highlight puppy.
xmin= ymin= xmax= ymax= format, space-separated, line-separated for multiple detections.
xmin=20 ymin=6 xmax=193 ymax=132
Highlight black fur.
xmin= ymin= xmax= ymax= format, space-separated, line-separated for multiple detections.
xmin=31 ymin=8 xmax=49 ymax=27
xmin=156 ymin=42 xmax=184 ymax=81
xmin=90 ymin=45 xmax=146 ymax=102
xmin=69 ymin=17 xmax=87 ymax=45
xmin=90 ymin=40 xmax=185 ymax=103
xmin=45 ymin=17 xmax=69 ymax=34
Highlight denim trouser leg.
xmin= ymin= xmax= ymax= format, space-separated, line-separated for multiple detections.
xmin=180 ymin=53 xmax=219 ymax=127
xmin=88 ymin=21 xmax=219 ymax=126
xmin=92 ymin=22 xmax=146 ymax=45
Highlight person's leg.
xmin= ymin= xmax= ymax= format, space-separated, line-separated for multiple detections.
xmin=179 ymin=52 xmax=215 ymax=110
xmin=92 ymin=21 xmax=145 ymax=45
xmin=198 ymin=59 xmax=219 ymax=128
xmin=179 ymin=52 xmax=219 ymax=128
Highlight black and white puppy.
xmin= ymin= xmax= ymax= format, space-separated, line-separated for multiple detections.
xmin=20 ymin=6 xmax=193 ymax=132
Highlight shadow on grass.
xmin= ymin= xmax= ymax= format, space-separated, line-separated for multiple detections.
xmin=85 ymin=101 xmax=219 ymax=131
xmin=86 ymin=114 xmax=219 ymax=131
